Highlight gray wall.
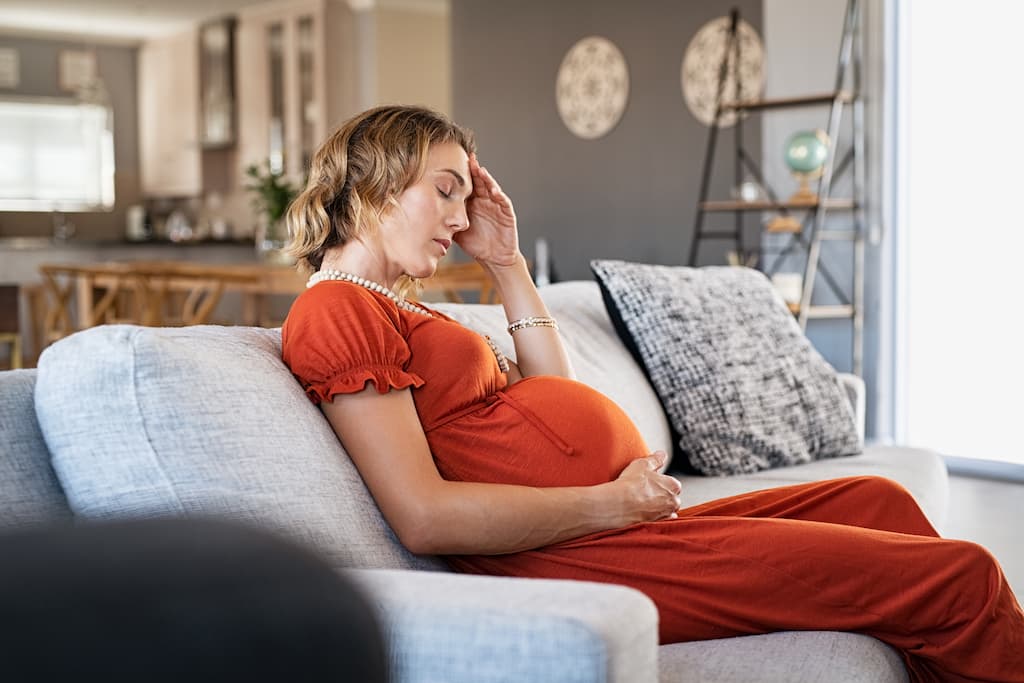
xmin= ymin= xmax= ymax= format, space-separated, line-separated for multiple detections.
xmin=0 ymin=34 xmax=140 ymax=240
xmin=451 ymin=0 xmax=763 ymax=281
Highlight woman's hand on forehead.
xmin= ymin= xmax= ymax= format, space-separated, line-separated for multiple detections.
xmin=457 ymin=153 xmax=519 ymax=267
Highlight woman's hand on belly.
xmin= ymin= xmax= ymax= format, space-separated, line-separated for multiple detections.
xmin=611 ymin=451 xmax=683 ymax=524
xmin=324 ymin=386 xmax=679 ymax=556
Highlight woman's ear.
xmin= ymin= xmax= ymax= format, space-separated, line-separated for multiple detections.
xmin=376 ymin=195 xmax=406 ymax=227
xmin=383 ymin=194 xmax=402 ymax=214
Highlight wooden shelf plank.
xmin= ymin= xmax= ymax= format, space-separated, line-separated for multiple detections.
xmin=700 ymin=198 xmax=856 ymax=212
xmin=804 ymin=305 xmax=855 ymax=319
xmin=785 ymin=304 xmax=854 ymax=319
xmin=720 ymin=90 xmax=854 ymax=112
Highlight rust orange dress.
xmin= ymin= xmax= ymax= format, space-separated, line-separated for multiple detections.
xmin=283 ymin=281 xmax=1024 ymax=683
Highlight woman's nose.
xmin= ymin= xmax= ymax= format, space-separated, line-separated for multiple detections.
xmin=449 ymin=205 xmax=470 ymax=232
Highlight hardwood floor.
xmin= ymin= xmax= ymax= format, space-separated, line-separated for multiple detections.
xmin=944 ymin=474 xmax=1024 ymax=595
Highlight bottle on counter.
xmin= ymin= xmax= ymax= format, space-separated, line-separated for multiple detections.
xmin=205 ymin=191 xmax=232 ymax=241
xmin=125 ymin=205 xmax=152 ymax=241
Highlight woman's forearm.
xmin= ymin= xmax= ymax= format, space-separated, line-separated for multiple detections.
xmin=404 ymin=478 xmax=627 ymax=556
xmin=484 ymin=254 xmax=574 ymax=379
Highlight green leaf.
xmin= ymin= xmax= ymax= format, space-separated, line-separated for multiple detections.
xmin=244 ymin=160 xmax=298 ymax=223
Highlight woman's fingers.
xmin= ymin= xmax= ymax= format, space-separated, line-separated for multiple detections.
xmin=477 ymin=167 xmax=504 ymax=201
xmin=647 ymin=450 xmax=667 ymax=469
xmin=470 ymin=156 xmax=504 ymax=199
xmin=657 ymin=475 xmax=682 ymax=510
xmin=646 ymin=451 xmax=682 ymax=514
xmin=612 ymin=455 xmax=682 ymax=523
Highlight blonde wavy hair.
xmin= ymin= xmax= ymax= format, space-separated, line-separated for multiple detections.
xmin=285 ymin=105 xmax=477 ymax=295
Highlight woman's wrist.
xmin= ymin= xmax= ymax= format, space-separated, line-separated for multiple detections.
xmin=480 ymin=251 xmax=528 ymax=279
xmin=589 ymin=480 xmax=634 ymax=529
xmin=480 ymin=253 xmax=533 ymax=295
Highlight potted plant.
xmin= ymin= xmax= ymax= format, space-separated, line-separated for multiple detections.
xmin=245 ymin=160 xmax=298 ymax=261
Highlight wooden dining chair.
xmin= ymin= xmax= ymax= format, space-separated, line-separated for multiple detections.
xmin=0 ymin=285 xmax=23 ymax=370
xmin=421 ymin=261 xmax=499 ymax=304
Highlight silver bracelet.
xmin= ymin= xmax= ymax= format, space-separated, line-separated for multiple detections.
xmin=507 ymin=316 xmax=558 ymax=334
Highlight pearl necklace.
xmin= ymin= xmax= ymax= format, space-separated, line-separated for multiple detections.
xmin=308 ymin=269 xmax=510 ymax=373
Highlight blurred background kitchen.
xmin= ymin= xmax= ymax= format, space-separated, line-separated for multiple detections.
xmin=0 ymin=0 xmax=454 ymax=367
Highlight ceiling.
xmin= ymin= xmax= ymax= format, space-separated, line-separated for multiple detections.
xmin=0 ymin=0 xmax=446 ymax=43
xmin=0 ymin=1 xmax=270 ymax=42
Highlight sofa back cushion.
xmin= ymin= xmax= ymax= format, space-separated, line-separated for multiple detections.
xmin=433 ymin=281 xmax=673 ymax=460
xmin=0 ymin=369 xmax=72 ymax=529
xmin=34 ymin=325 xmax=446 ymax=572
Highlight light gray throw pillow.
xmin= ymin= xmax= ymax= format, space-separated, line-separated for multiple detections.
xmin=34 ymin=324 xmax=446 ymax=572
xmin=590 ymin=260 xmax=861 ymax=476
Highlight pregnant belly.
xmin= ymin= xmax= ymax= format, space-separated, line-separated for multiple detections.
xmin=425 ymin=376 xmax=648 ymax=488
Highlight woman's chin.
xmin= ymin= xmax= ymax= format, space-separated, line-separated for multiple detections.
xmin=405 ymin=262 xmax=439 ymax=280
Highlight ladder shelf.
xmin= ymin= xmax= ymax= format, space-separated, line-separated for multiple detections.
xmin=686 ymin=0 xmax=865 ymax=375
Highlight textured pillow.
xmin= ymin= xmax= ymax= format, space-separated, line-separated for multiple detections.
xmin=590 ymin=260 xmax=861 ymax=476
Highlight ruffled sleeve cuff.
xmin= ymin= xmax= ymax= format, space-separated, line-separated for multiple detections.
xmin=302 ymin=364 xmax=425 ymax=404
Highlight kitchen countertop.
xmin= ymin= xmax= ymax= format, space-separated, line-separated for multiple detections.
xmin=0 ymin=237 xmax=257 ymax=250
xmin=0 ymin=238 xmax=270 ymax=285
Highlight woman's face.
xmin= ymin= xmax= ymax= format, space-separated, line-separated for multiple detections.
xmin=377 ymin=141 xmax=472 ymax=283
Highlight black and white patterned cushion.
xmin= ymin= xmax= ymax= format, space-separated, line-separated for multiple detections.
xmin=590 ymin=260 xmax=861 ymax=476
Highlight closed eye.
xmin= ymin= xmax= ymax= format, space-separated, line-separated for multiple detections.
xmin=435 ymin=168 xmax=468 ymax=199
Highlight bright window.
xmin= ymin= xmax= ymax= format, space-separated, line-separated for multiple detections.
xmin=897 ymin=2 xmax=1024 ymax=466
xmin=0 ymin=99 xmax=115 ymax=211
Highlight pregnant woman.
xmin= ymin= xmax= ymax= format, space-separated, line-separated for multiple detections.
xmin=281 ymin=105 xmax=1023 ymax=682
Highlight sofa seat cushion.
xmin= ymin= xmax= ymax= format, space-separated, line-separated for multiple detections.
xmin=34 ymin=324 xmax=445 ymax=572
xmin=673 ymin=445 xmax=949 ymax=532
xmin=0 ymin=369 xmax=71 ymax=529
xmin=659 ymin=631 xmax=907 ymax=683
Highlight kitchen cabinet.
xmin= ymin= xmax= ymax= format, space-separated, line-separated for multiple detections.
xmin=235 ymin=0 xmax=358 ymax=183
xmin=138 ymin=28 xmax=202 ymax=197
xmin=136 ymin=0 xmax=447 ymax=203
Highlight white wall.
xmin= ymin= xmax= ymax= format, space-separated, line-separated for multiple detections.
xmin=762 ymin=0 xmax=846 ymax=200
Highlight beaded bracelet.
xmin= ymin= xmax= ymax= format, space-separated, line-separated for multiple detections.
xmin=507 ymin=316 xmax=559 ymax=334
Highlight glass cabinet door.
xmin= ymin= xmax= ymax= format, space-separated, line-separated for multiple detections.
xmin=199 ymin=18 xmax=235 ymax=147
xmin=297 ymin=15 xmax=316 ymax=173
xmin=266 ymin=22 xmax=286 ymax=175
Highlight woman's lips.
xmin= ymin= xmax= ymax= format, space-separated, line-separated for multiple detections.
xmin=434 ymin=238 xmax=451 ymax=254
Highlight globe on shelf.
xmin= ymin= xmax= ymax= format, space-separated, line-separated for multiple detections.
xmin=784 ymin=129 xmax=830 ymax=204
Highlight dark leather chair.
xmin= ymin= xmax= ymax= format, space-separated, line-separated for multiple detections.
xmin=0 ymin=518 xmax=388 ymax=682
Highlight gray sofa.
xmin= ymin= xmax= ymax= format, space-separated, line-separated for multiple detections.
xmin=0 ymin=280 xmax=947 ymax=683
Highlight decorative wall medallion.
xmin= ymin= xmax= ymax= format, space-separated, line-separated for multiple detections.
xmin=681 ymin=17 xmax=765 ymax=127
xmin=555 ymin=36 xmax=629 ymax=140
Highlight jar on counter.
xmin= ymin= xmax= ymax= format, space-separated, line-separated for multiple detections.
xmin=125 ymin=205 xmax=152 ymax=241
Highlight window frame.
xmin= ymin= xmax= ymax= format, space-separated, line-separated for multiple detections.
xmin=0 ymin=94 xmax=116 ymax=212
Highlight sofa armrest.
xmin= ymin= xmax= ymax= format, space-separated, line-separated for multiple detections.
xmin=837 ymin=372 xmax=866 ymax=447
xmin=348 ymin=568 xmax=658 ymax=683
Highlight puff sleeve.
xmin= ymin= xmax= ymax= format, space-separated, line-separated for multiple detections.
xmin=281 ymin=283 xmax=425 ymax=404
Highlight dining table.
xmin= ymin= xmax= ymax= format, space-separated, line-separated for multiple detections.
xmin=36 ymin=258 xmax=498 ymax=347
